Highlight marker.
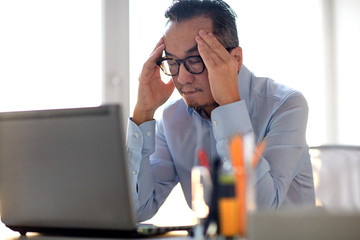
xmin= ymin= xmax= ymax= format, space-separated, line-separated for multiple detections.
xmin=229 ymin=135 xmax=246 ymax=237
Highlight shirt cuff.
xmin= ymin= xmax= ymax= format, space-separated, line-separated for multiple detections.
xmin=127 ymin=118 xmax=156 ymax=152
xmin=211 ymin=100 xmax=253 ymax=140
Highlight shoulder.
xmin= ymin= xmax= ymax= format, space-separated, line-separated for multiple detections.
xmin=251 ymin=76 xmax=308 ymax=110
xmin=239 ymin=66 xmax=307 ymax=112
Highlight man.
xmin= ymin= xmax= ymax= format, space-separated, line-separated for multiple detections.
xmin=127 ymin=0 xmax=315 ymax=222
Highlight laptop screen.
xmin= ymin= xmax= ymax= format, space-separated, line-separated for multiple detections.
xmin=0 ymin=105 xmax=137 ymax=231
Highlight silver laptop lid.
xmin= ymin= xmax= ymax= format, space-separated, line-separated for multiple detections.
xmin=0 ymin=104 xmax=136 ymax=231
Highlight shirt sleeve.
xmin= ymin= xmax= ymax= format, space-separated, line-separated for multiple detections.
xmin=256 ymin=92 xmax=311 ymax=208
xmin=126 ymin=118 xmax=178 ymax=222
xmin=211 ymin=100 xmax=254 ymax=159
xmin=126 ymin=118 xmax=156 ymax=221
xmin=211 ymin=92 xmax=310 ymax=209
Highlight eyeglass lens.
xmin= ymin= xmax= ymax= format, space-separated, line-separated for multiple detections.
xmin=160 ymin=56 xmax=204 ymax=76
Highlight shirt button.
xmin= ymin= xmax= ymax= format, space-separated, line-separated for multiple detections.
xmin=134 ymin=132 xmax=140 ymax=138
xmin=213 ymin=120 xmax=218 ymax=126
xmin=131 ymin=170 xmax=137 ymax=175
xmin=146 ymin=131 xmax=151 ymax=137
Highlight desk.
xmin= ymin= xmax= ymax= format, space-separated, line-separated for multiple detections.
xmin=2 ymin=234 xmax=188 ymax=240
xmin=2 ymin=208 xmax=360 ymax=240
xmin=0 ymin=224 xmax=188 ymax=240
xmin=248 ymin=208 xmax=360 ymax=240
xmin=0 ymin=185 xmax=193 ymax=240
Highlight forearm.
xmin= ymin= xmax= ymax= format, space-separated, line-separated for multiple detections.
xmin=126 ymin=118 xmax=178 ymax=222
xmin=127 ymin=119 xmax=158 ymax=221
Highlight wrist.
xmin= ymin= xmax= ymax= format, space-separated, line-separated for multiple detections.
xmin=218 ymin=92 xmax=241 ymax=106
xmin=132 ymin=107 xmax=155 ymax=126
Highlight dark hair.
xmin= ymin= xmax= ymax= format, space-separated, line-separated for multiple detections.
xmin=165 ymin=0 xmax=239 ymax=48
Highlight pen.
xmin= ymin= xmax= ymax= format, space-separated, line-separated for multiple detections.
xmin=252 ymin=141 xmax=266 ymax=168
xmin=198 ymin=149 xmax=209 ymax=169
xmin=243 ymin=133 xmax=258 ymax=213
xmin=229 ymin=134 xmax=246 ymax=237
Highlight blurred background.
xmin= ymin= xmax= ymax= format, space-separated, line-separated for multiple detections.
xmin=0 ymin=0 xmax=359 ymax=235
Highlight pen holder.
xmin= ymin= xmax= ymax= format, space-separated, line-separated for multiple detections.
xmin=215 ymin=133 xmax=260 ymax=239
xmin=191 ymin=166 xmax=212 ymax=232
xmin=216 ymin=160 xmax=255 ymax=238
xmin=218 ymin=160 xmax=239 ymax=237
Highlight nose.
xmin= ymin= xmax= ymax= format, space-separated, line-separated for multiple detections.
xmin=176 ymin=63 xmax=195 ymax=85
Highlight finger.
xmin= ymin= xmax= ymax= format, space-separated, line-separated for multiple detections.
xmin=198 ymin=30 xmax=232 ymax=61
xmin=152 ymin=37 xmax=164 ymax=53
xmin=140 ymin=42 xmax=165 ymax=82
xmin=146 ymin=42 xmax=165 ymax=68
xmin=149 ymin=41 xmax=165 ymax=60
xmin=196 ymin=35 xmax=217 ymax=67
xmin=196 ymin=34 xmax=226 ymax=68
xmin=148 ymin=37 xmax=165 ymax=64
xmin=198 ymin=30 xmax=225 ymax=54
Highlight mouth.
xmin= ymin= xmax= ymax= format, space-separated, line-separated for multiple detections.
xmin=180 ymin=88 xmax=202 ymax=96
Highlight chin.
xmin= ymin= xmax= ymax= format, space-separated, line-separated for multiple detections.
xmin=184 ymin=99 xmax=218 ymax=111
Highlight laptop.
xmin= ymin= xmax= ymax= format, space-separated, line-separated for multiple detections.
xmin=0 ymin=104 xmax=193 ymax=238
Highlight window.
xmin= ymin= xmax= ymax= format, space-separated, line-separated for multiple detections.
xmin=0 ymin=0 xmax=102 ymax=112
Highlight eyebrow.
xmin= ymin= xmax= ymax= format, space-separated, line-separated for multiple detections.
xmin=165 ymin=44 xmax=199 ymax=58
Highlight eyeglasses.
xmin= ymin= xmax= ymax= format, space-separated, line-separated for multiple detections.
xmin=156 ymin=47 xmax=236 ymax=77
xmin=157 ymin=55 xmax=205 ymax=76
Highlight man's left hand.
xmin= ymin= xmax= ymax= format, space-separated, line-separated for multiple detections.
xmin=195 ymin=30 xmax=242 ymax=106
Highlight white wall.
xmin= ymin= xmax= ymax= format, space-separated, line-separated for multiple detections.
xmin=335 ymin=0 xmax=360 ymax=145
xmin=228 ymin=0 xmax=326 ymax=146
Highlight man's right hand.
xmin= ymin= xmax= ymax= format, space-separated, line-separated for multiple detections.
xmin=132 ymin=37 xmax=175 ymax=126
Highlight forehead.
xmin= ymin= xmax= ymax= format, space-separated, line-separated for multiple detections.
xmin=164 ymin=16 xmax=213 ymax=57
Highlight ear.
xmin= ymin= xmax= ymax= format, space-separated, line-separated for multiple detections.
xmin=230 ymin=46 xmax=243 ymax=71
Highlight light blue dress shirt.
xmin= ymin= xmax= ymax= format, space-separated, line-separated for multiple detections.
xmin=127 ymin=65 xmax=315 ymax=222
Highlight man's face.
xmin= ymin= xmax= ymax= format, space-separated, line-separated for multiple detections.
xmin=164 ymin=16 xmax=218 ymax=113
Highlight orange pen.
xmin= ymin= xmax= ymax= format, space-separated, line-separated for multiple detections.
xmin=229 ymin=134 xmax=247 ymax=237
xmin=252 ymin=141 xmax=266 ymax=168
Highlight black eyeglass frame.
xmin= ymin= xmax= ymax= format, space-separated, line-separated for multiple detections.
xmin=156 ymin=47 xmax=236 ymax=77
xmin=156 ymin=55 xmax=205 ymax=76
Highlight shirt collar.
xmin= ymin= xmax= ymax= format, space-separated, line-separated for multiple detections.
xmin=237 ymin=64 xmax=253 ymax=112
xmin=186 ymin=106 xmax=210 ymax=120
xmin=186 ymin=105 xmax=194 ymax=115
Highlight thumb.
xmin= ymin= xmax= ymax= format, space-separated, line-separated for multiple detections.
xmin=164 ymin=79 xmax=175 ymax=98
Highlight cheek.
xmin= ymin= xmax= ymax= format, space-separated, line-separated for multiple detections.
xmin=171 ymin=77 xmax=180 ymax=88
xmin=196 ymin=74 xmax=211 ymax=90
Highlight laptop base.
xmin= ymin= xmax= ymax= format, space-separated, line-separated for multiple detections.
xmin=7 ymin=225 xmax=193 ymax=238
